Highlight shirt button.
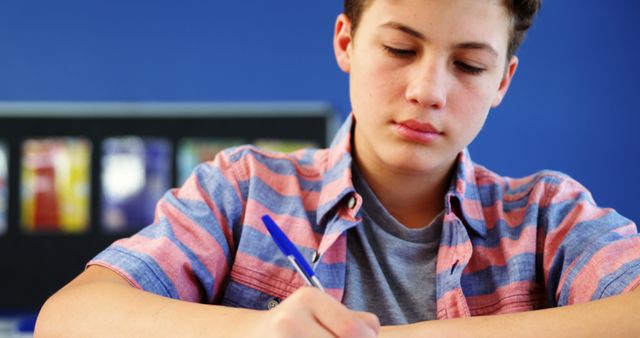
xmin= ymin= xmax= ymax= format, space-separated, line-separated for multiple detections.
xmin=267 ymin=298 xmax=280 ymax=310
xmin=347 ymin=196 xmax=357 ymax=209
xmin=312 ymin=251 xmax=320 ymax=263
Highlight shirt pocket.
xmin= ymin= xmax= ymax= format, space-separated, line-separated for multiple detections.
xmin=220 ymin=263 xmax=299 ymax=310
xmin=220 ymin=279 xmax=283 ymax=310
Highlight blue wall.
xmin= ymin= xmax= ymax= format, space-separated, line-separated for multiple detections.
xmin=1 ymin=1 xmax=638 ymax=223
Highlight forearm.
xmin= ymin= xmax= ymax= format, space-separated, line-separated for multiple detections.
xmin=381 ymin=289 xmax=640 ymax=338
xmin=35 ymin=267 xmax=259 ymax=338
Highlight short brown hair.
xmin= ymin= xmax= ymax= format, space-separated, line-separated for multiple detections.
xmin=343 ymin=0 xmax=542 ymax=59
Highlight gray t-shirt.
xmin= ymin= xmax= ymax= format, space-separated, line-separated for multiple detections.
xmin=342 ymin=165 xmax=442 ymax=325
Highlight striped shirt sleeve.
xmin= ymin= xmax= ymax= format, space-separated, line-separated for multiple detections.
xmin=541 ymin=173 xmax=640 ymax=306
xmin=89 ymin=148 xmax=246 ymax=304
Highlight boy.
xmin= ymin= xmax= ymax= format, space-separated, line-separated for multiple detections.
xmin=35 ymin=0 xmax=640 ymax=337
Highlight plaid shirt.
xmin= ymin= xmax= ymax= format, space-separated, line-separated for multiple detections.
xmin=90 ymin=115 xmax=640 ymax=319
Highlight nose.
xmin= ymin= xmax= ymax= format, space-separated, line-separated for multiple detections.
xmin=405 ymin=57 xmax=447 ymax=110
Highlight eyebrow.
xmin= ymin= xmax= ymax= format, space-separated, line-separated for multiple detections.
xmin=455 ymin=42 xmax=498 ymax=56
xmin=379 ymin=21 xmax=499 ymax=56
xmin=380 ymin=22 xmax=426 ymax=40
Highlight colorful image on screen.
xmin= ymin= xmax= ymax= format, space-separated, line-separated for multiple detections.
xmin=254 ymin=139 xmax=317 ymax=153
xmin=101 ymin=137 xmax=172 ymax=233
xmin=20 ymin=138 xmax=91 ymax=233
xmin=0 ymin=142 xmax=8 ymax=235
xmin=177 ymin=138 xmax=245 ymax=185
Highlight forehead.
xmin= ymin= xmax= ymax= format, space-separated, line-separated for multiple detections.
xmin=358 ymin=0 xmax=511 ymax=54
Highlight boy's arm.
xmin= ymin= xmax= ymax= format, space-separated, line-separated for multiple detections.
xmin=380 ymin=288 xmax=640 ymax=338
xmin=35 ymin=265 xmax=380 ymax=338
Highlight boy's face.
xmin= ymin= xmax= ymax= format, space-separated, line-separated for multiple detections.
xmin=334 ymin=0 xmax=518 ymax=178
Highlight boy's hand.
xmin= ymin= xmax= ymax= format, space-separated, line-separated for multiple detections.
xmin=247 ymin=287 xmax=380 ymax=338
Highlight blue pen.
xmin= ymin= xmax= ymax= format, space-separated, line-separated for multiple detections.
xmin=261 ymin=214 xmax=325 ymax=292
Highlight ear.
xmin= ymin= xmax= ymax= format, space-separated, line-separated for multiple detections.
xmin=333 ymin=13 xmax=353 ymax=73
xmin=491 ymin=55 xmax=519 ymax=108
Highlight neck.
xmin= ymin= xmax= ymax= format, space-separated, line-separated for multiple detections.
xmin=354 ymin=155 xmax=454 ymax=229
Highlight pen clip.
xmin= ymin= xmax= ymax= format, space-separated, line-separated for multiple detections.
xmin=261 ymin=215 xmax=324 ymax=291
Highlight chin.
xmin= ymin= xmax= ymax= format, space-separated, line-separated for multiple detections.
xmin=384 ymin=154 xmax=440 ymax=174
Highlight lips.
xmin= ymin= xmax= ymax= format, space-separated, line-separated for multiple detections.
xmin=394 ymin=119 xmax=442 ymax=143
xmin=399 ymin=120 xmax=441 ymax=134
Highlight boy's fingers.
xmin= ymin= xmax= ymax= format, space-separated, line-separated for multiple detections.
xmin=263 ymin=308 xmax=334 ymax=338
xmin=315 ymin=308 xmax=379 ymax=338
xmin=289 ymin=288 xmax=378 ymax=338
xmin=355 ymin=311 xmax=381 ymax=333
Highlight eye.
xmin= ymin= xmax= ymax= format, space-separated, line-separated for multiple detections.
xmin=454 ymin=61 xmax=485 ymax=75
xmin=383 ymin=45 xmax=416 ymax=58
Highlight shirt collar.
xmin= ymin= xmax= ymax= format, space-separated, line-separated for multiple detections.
xmin=444 ymin=149 xmax=488 ymax=238
xmin=316 ymin=113 xmax=487 ymax=238
xmin=316 ymin=113 xmax=357 ymax=225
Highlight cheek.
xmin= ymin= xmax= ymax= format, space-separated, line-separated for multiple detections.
xmin=448 ymin=84 xmax=493 ymax=136
xmin=354 ymin=57 xmax=404 ymax=98
xmin=456 ymin=77 xmax=501 ymax=112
